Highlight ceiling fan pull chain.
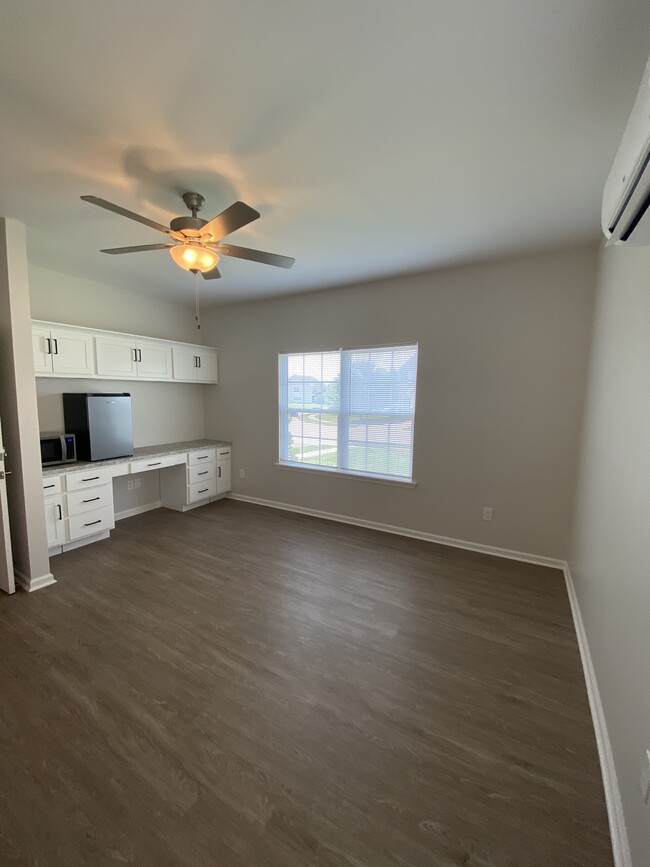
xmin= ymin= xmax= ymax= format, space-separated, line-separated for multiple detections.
xmin=194 ymin=270 xmax=201 ymax=330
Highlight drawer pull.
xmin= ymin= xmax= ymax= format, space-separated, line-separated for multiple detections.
xmin=198 ymin=488 xmax=209 ymax=494
xmin=196 ymin=455 xmax=209 ymax=460
xmin=198 ymin=470 xmax=208 ymax=476
xmin=147 ymin=462 xmax=162 ymax=467
xmin=44 ymin=483 xmax=56 ymax=489
xmin=82 ymin=496 xmax=101 ymax=503
xmin=82 ymin=476 xmax=100 ymax=482
xmin=84 ymin=519 xmax=102 ymax=527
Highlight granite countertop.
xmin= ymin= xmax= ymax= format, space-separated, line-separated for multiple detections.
xmin=42 ymin=439 xmax=231 ymax=477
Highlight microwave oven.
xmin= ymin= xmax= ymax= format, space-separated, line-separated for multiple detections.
xmin=40 ymin=433 xmax=76 ymax=467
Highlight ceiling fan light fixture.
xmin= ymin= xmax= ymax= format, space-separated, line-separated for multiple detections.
xmin=169 ymin=243 xmax=219 ymax=273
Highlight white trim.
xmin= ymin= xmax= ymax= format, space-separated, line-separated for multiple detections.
xmin=115 ymin=501 xmax=162 ymax=522
xmin=14 ymin=569 xmax=56 ymax=592
xmin=563 ymin=565 xmax=630 ymax=867
xmin=226 ymin=493 xmax=564 ymax=568
xmin=274 ymin=462 xmax=417 ymax=488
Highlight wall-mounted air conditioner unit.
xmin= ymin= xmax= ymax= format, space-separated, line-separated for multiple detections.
xmin=602 ymin=54 xmax=650 ymax=246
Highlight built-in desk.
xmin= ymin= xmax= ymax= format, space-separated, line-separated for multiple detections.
xmin=42 ymin=439 xmax=232 ymax=555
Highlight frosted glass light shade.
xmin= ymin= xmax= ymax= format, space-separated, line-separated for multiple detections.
xmin=169 ymin=244 xmax=219 ymax=273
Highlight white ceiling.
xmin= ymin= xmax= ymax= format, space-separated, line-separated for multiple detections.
xmin=0 ymin=0 xmax=649 ymax=305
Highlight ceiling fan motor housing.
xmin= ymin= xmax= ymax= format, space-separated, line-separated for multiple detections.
xmin=169 ymin=215 xmax=208 ymax=234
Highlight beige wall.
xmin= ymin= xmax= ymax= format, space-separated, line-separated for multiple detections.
xmin=569 ymin=244 xmax=650 ymax=866
xmin=35 ymin=378 xmax=205 ymax=449
xmin=202 ymin=246 xmax=597 ymax=559
xmin=28 ymin=265 xmax=200 ymax=342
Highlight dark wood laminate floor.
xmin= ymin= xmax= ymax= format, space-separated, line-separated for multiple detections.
xmin=0 ymin=501 xmax=612 ymax=867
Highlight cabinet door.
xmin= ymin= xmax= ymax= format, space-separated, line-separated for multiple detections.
xmin=44 ymin=495 xmax=66 ymax=546
xmin=51 ymin=330 xmax=95 ymax=376
xmin=137 ymin=342 xmax=172 ymax=380
xmin=172 ymin=347 xmax=198 ymax=381
xmin=32 ymin=328 xmax=54 ymax=374
xmin=217 ymin=458 xmax=231 ymax=494
xmin=196 ymin=349 xmax=218 ymax=383
xmin=95 ymin=336 xmax=137 ymax=378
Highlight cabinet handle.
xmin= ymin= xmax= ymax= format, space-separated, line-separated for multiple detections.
xmin=44 ymin=483 xmax=56 ymax=489
xmin=198 ymin=470 xmax=208 ymax=476
xmin=52 ymin=338 xmax=59 ymax=355
xmin=82 ymin=496 xmax=100 ymax=503
xmin=138 ymin=349 xmax=142 ymax=362
xmin=81 ymin=476 xmax=100 ymax=482
xmin=194 ymin=355 xmax=198 ymax=368
xmin=218 ymin=466 xmax=221 ymax=478
xmin=198 ymin=356 xmax=201 ymax=368
xmin=133 ymin=348 xmax=137 ymax=362
xmin=84 ymin=519 xmax=102 ymax=527
xmin=46 ymin=338 xmax=52 ymax=355
xmin=147 ymin=462 xmax=162 ymax=467
xmin=198 ymin=488 xmax=208 ymax=494
xmin=196 ymin=455 xmax=208 ymax=460
xmin=57 ymin=504 xmax=62 ymax=520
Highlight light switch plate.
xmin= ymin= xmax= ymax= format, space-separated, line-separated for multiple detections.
xmin=641 ymin=749 xmax=650 ymax=804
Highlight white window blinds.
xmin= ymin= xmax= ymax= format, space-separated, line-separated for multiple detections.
xmin=279 ymin=344 xmax=418 ymax=480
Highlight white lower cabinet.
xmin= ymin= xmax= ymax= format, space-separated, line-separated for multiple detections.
xmin=44 ymin=443 xmax=231 ymax=556
xmin=44 ymin=493 xmax=65 ymax=547
xmin=44 ymin=473 xmax=115 ymax=554
xmin=217 ymin=447 xmax=231 ymax=494
xmin=160 ymin=447 xmax=230 ymax=512
xmin=68 ymin=506 xmax=115 ymax=541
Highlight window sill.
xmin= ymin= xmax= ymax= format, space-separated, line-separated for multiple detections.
xmin=274 ymin=462 xmax=417 ymax=489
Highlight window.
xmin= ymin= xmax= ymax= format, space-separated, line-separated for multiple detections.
xmin=279 ymin=344 xmax=418 ymax=481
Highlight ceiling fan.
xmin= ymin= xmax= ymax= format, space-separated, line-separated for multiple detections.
xmin=81 ymin=192 xmax=295 ymax=280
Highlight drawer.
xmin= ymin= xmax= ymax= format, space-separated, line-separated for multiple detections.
xmin=188 ymin=463 xmax=216 ymax=485
xmin=42 ymin=476 xmax=62 ymax=495
xmin=188 ymin=449 xmax=215 ymax=466
xmin=216 ymin=447 xmax=231 ymax=459
xmin=187 ymin=477 xmax=217 ymax=503
xmin=65 ymin=467 xmax=113 ymax=492
xmin=130 ymin=454 xmax=186 ymax=474
xmin=67 ymin=484 xmax=113 ymax=517
xmin=68 ymin=506 xmax=115 ymax=541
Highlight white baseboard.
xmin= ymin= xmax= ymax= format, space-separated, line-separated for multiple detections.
xmin=115 ymin=501 xmax=162 ymax=522
xmin=226 ymin=493 xmax=565 ymax=569
xmin=563 ymin=565 xmax=631 ymax=867
xmin=14 ymin=569 xmax=56 ymax=592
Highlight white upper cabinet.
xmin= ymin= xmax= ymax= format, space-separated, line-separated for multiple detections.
xmin=196 ymin=348 xmax=218 ymax=383
xmin=32 ymin=326 xmax=94 ymax=377
xmin=137 ymin=341 xmax=172 ymax=379
xmin=32 ymin=321 xmax=217 ymax=385
xmin=172 ymin=347 xmax=218 ymax=383
xmin=95 ymin=336 xmax=172 ymax=380
xmin=171 ymin=346 xmax=198 ymax=381
xmin=95 ymin=335 xmax=138 ymax=378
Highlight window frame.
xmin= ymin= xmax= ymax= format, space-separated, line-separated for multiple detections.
xmin=278 ymin=342 xmax=418 ymax=485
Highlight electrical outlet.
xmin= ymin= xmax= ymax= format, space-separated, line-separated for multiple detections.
xmin=482 ymin=506 xmax=493 ymax=521
xmin=127 ymin=480 xmax=134 ymax=491
xmin=239 ymin=469 xmax=246 ymax=479
xmin=641 ymin=749 xmax=650 ymax=804
xmin=134 ymin=478 xmax=141 ymax=489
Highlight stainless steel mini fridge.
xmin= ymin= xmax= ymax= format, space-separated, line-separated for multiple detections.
xmin=63 ymin=393 xmax=134 ymax=462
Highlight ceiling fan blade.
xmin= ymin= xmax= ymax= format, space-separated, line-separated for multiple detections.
xmin=100 ymin=243 xmax=173 ymax=255
xmin=201 ymin=201 xmax=260 ymax=242
xmin=201 ymin=266 xmax=222 ymax=280
xmin=215 ymin=243 xmax=295 ymax=269
xmin=81 ymin=195 xmax=171 ymax=234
